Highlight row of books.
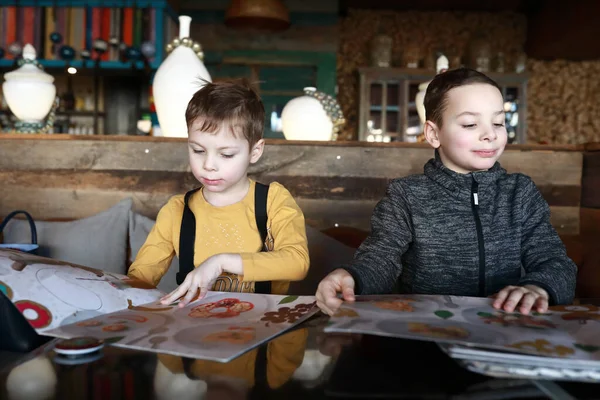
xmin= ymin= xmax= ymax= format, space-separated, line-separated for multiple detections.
xmin=0 ymin=6 xmax=177 ymax=63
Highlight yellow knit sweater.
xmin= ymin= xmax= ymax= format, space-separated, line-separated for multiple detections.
xmin=128 ymin=180 xmax=309 ymax=294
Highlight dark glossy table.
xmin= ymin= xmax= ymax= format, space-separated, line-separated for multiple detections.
xmin=1 ymin=309 xmax=599 ymax=400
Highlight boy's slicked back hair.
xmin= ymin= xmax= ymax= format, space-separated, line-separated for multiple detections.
xmin=185 ymin=78 xmax=265 ymax=147
xmin=424 ymin=68 xmax=502 ymax=127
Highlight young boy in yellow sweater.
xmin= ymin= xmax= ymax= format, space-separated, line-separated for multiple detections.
xmin=128 ymin=80 xmax=309 ymax=306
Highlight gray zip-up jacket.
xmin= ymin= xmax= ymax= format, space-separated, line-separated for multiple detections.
xmin=343 ymin=152 xmax=577 ymax=305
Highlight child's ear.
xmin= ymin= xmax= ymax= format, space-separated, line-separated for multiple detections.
xmin=250 ymin=139 xmax=265 ymax=164
xmin=424 ymin=121 xmax=441 ymax=149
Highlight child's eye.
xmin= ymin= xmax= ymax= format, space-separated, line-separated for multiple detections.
xmin=192 ymin=149 xmax=204 ymax=154
xmin=221 ymin=154 xmax=235 ymax=159
xmin=494 ymin=123 xmax=505 ymax=128
xmin=462 ymin=124 xmax=476 ymax=129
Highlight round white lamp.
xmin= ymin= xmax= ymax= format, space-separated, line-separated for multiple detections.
xmin=415 ymin=54 xmax=449 ymax=125
xmin=6 ymin=357 xmax=57 ymax=400
xmin=153 ymin=16 xmax=212 ymax=138
xmin=154 ymin=359 xmax=207 ymax=400
xmin=2 ymin=44 xmax=58 ymax=133
xmin=281 ymin=87 xmax=345 ymax=141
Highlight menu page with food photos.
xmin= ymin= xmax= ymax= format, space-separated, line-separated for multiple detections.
xmin=43 ymin=292 xmax=318 ymax=362
xmin=325 ymin=294 xmax=600 ymax=364
xmin=1 ymin=248 xmax=317 ymax=362
xmin=0 ymin=248 xmax=164 ymax=333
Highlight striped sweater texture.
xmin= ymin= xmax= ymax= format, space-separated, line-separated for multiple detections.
xmin=343 ymin=152 xmax=577 ymax=305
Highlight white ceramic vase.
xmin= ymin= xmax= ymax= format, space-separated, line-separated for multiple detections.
xmin=2 ymin=44 xmax=56 ymax=123
xmin=415 ymin=82 xmax=428 ymax=126
xmin=415 ymin=55 xmax=449 ymax=125
xmin=153 ymin=16 xmax=211 ymax=138
xmin=281 ymin=87 xmax=333 ymax=141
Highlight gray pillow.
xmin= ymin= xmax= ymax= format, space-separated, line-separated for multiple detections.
xmin=2 ymin=198 xmax=132 ymax=275
xmin=128 ymin=211 xmax=179 ymax=294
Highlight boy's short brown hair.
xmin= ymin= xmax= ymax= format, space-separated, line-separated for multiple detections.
xmin=185 ymin=79 xmax=265 ymax=147
xmin=424 ymin=68 xmax=502 ymax=128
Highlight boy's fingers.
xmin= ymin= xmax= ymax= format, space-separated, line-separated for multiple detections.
xmin=340 ymin=274 xmax=356 ymax=301
xmin=492 ymin=287 xmax=511 ymax=309
xmin=325 ymin=296 xmax=343 ymax=313
xmin=161 ymin=282 xmax=188 ymax=304
xmin=535 ymin=297 xmax=549 ymax=313
xmin=316 ymin=271 xmax=356 ymax=316
xmin=179 ymin=286 xmax=199 ymax=308
xmin=159 ymin=290 xmax=176 ymax=304
xmin=317 ymin=281 xmax=339 ymax=302
xmin=524 ymin=285 xmax=548 ymax=299
xmin=317 ymin=301 xmax=335 ymax=316
xmin=342 ymin=286 xmax=355 ymax=302
xmin=197 ymin=286 xmax=210 ymax=300
xmin=316 ymin=286 xmax=340 ymax=316
xmin=503 ymin=288 xmax=525 ymax=313
xmin=518 ymin=292 xmax=537 ymax=315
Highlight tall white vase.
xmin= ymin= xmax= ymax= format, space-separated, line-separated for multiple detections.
xmin=415 ymin=55 xmax=449 ymax=125
xmin=153 ymin=16 xmax=212 ymax=138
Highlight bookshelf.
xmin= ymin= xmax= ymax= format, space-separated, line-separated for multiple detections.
xmin=0 ymin=0 xmax=178 ymax=71
xmin=0 ymin=0 xmax=179 ymax=134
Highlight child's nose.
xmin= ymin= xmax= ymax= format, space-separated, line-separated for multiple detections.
xmin=481 ymin=125 xmax=498 ymax=141
xmin=203 ymin=155 xmax=217 ymax=171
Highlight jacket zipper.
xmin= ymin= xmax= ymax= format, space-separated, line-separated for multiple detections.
xmin=471 ymin=178 xmax=486 ymax=296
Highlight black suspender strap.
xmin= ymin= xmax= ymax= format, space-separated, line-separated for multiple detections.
xmin=176 ymin=188 xmax=201 ymax=285
xmin=176 ymin=183 xmax=272 ymax=293
xmin=253 ymin=343 xmax=269 ymax=392
xmin=253 ymin=182 xmax=271 ymax=294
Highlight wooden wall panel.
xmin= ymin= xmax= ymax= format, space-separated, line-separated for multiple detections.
xmin=0 ymin=136 xmax=584 ymax=236
xmin=0 ymin=136 xmax=582 ymax=181
xmin=582 ymin=150 xmax=600 ymax=209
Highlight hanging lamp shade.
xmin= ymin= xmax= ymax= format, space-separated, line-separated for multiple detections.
xmin=225 ymin=0 xmax=290 ymax=32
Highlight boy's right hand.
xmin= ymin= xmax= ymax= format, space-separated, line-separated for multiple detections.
xmin=315 ymin=268 xmax=356 ymax=316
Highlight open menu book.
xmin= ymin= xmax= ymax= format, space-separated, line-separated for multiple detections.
xmin=0 ymin=249 xmax=317 ymax=362
xmin=325 ymin=294 xmax=600 ymax=367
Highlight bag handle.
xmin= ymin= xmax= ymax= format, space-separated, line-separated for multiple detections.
xmin=0 ymin=210 xmax=37 ymax=245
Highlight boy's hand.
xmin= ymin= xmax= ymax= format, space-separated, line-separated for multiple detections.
xmin=316 ymin=268 xmax=356 ymax=316
xmin=160 ymin=255 xmax=224 ymax=307
xmin=492 ymin=284 xmax=549 ymax=315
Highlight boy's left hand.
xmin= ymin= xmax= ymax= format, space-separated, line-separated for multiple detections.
xmin=492 ymin=285 xmax=549 ymax=315
xmin=159 ymin=255 xmax=224 ymax=307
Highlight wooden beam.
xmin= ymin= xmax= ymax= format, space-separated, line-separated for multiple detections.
xmin=582 ymin=150 xmax=600 ymax=208
xmin=0 ymin=170 xmax=582 ymax=207
xmin=0 ymin=136 xmax=585 ymax=236
xmin=0 ymin=137 xmax=583 ymax=186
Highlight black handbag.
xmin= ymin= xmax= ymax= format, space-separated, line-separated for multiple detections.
xmin=0 ymin=210 xmax=39 ymax=254
xmin=0 ymin=210 xmax=49 ymax=352
xmin=0 ymin=290 xmax=50 ymax=352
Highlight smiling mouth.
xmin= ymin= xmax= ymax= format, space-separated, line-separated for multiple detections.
xmin=473 ymin=150 xmax=498 ymax=157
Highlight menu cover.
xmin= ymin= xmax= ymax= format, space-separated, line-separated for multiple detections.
xmin=0 ymin=249 xmax=317 ymax=362
xmin=325 ymin=294 xmax=600 ymax=365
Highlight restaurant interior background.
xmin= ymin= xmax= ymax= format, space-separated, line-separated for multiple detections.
xmin=0 ymin=0 xmax=599 ymax=297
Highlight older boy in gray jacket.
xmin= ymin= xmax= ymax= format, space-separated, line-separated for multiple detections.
xmin=316 ymin=68 xmax=577 ymax=316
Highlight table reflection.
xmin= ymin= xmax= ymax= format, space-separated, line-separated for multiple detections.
xmin=1 ymin=315 xmax=347 ymax=400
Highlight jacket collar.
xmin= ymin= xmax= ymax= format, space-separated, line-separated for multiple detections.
xmin=424 ymin=149 xmax=506 ymax=199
